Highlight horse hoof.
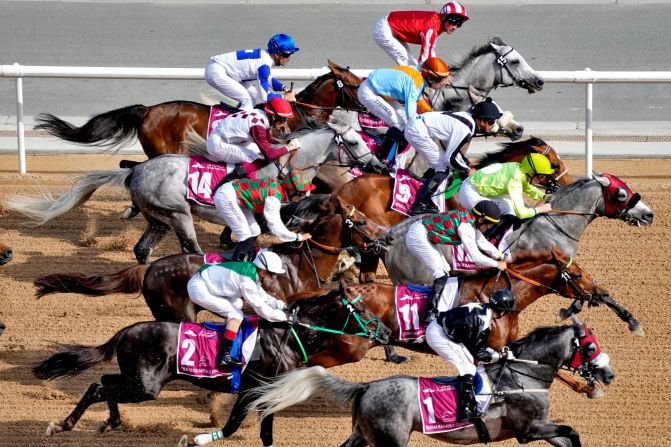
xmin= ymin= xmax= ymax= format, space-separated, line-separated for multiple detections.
xmin=556 ymin=308 xmax=571 ymax=323
xmin=46 ymin=421 xmax=61 ymax=436
xmin=389 ymin=354 xmax=411 ymax=364
xmin=177 ymin=434 xmax=190 ymax=447
xmin=587 ymin=388 xmax=604 ymax=399
xmin=96 ymin=421 xmax=115 ymax=433
xmin=120 ymin=207 xmax=135 ymax=219
xmin=631 ymin=326 xmax=645 ymax=337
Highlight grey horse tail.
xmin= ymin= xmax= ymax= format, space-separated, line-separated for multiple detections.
xmin=34 ymin=264 xmax=149 ymax=299
xmin=3 ymin=168 xmax=132 ymax=225
xmin=181 ymin=126 xmax=208 ymax=157
xmin=33 ymin=324 xmax=134 ymax=380
xmin=247 ymin=366 xmax=365 ymax=419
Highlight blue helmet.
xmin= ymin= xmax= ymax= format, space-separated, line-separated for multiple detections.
xmin=267 ymin=34 xmax=300 ymax=55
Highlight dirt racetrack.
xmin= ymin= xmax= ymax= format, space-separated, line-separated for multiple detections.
xmin=0 ymin=153 xmax=669 ymax=447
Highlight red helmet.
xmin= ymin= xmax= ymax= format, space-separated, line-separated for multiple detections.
xmin=264 ymin=97 xmax=294 ymax=119
xmin=421 ymin=57 xmax=450 ymax=79
xmin=439 ymin=1 xmax=470 ymax=21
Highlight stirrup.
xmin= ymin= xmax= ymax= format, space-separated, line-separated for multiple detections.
xmin=410 ymin=202 xmax=439 ymax=215
xmin=423 ymin=307 xmax=438 ymax=323
xmin=216 ymin=354 xmax=242 ymax=367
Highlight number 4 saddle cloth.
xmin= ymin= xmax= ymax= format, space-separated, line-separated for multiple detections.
xmin=176 ymin=317 xmax=259 ymax=392
xmin=418 ymin=365 xmax=494 ymax=434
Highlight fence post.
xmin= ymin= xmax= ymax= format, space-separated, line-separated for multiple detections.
xmin=585 ymin=67 xmax=593 ymax=176
xmin=14 ymin=63 xmax=26 ymax=175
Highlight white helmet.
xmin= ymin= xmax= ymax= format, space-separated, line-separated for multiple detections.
xmin=253 ymin=251 xmax=286 ymax=274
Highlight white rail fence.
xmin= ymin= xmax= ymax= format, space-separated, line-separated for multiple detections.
xmin=3 ymin=63 xmax=671 ymax=175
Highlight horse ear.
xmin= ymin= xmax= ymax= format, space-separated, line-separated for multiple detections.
xmin=550 ymin=244 xmax=562 ymax=261
xmin=328 ymin=59 xmax=342 ymax=73
xmin=593 ymin=172 xmax=610 ymax=187
xmin=579 ymin=318 xmax=588 ymax=337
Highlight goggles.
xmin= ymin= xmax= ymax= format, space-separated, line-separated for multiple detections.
xmin=445 ymin=16 xmax=465 ymax=27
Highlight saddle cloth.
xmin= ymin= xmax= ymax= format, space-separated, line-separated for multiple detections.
xmin=394 ymin=280 xmax=459 ymax=341
xmin=418 ymin=364 xmax=494 ymax=434
xmin=176 ymin=317 xmax=259 ymax=392
xmin=186 ymin=156 xmax=234 ymax=206
xmin=452 ymin=226 xmax=513 ymax=271
xmin=207 ymin=104 xmax=237 ymax=137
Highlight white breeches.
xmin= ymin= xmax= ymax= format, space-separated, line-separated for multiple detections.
xmin=372 ymin=16 xmax=418 ymax=66
xmin=404 ymin=118 xmax=444 ymax=170
xmin=358 ymin=80 xmax=407 ymax=130
xmin=206 ymin=134 xmax=261 ymax=164
xmin=425 ymin=320 xmax=477 ymax=376
xmin=459 ymin=179 xmax=515 ymax=217
xmin=406 ymin=221 xmax=451 ymax=279
xmin=214 ymin=183 xmax=261 ymax=242
xmin=204 ymin=61 xmax=257 ymax=111
xmin=187 ymin=273 xmax=245 ymax=320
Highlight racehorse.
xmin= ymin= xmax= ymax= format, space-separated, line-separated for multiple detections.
xmin=247 ymin=317 xmax=614 ymax=447
xmin=33 ymin=288 xmax=391 ymax=446
xmin=6 ymin=117 xmax=387 ymax=264
xmin=335 ymin=137 xmax=573 ymax=283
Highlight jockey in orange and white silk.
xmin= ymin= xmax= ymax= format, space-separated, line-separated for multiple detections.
xmin=405 ymin=111 xmax=475 ymax=176
xmin=187 ymin=261 xmax=288 ymax=323
xmin=374 ymin=11 xmax=447 ymax=66
xmin=406 ymin=208 xmax=502 ymax=281
xmin=205 ymin=49 xmax=286 ymax=111
xmin=206 ymin=109 xmax=291 ymax=164
xmin=214 ymin=177 xmax=309 ymax=244
xmin=357 ymin=66 xmax=432 ymax=131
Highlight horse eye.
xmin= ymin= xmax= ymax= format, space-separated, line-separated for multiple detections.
xmin=583 ymin=342 xmax=597 ymax=356
xmin=616 ymin=188 xmax=628 ymax=202
xmin=511 ymin=60 xmax=520 ymax=66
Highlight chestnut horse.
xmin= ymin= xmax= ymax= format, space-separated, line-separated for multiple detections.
xmin=34 ymin=60 xmax=363 ymax=159
xmin=337 ymin=137 xmax=573 ymax=283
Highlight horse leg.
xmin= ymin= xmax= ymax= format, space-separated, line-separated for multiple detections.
xmin=96 ymin=372 xmax=163 ymax=433
xmin=601 ymin=295 xmax=644 ymax=336
xmin=134 ymin=217 xmax=171 ymax=264
xmin=170 ymin=213 xmax=204 ymax=254
xmin=518 ymin=420 xmax=581 ymax=447
xmin=556 ymin=299 xmax=584 ymax=323
xmin=358 ymin=253 xmax=379 ymax=284
xmin=46 ymin=383 xmax=106 ymax=435
xmin=259 ymin=414 xmax=274 ymax=447
xmin=220 ymin=391 xmax=253 ymax=437
xmin=339 ymin=434 xmax=368 ymax=447
xmin=384 ymin=345 xmax=410 ymax=364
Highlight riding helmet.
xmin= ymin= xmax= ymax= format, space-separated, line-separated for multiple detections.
xmin=472 ymin=200 xmax=502 ymax=223
xmin=283 ymin=170 xmax=316 ymax=193
xmin=470 ymin=97 xmax=503 ymax=121
xmin=267 ymin=34 xmax=300 ymax=55
xmin=421 ymin=57 xmax=450 ymax=79
xmin=489 ymin=289 xmax=517 ymax=313
xmin=520 ymin=153 xmax=555 ymax=175
xmin=439 ymin=2 xmax=470 ymax=21
xmin=253 ymin=251 xmax=286 ymax=274
xmin=264 ymin=97 xmax=295 ymax=119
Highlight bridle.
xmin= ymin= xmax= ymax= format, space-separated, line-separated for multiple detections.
xmin=491 ymin=43 xmax=530 ymax=90
xmin=538 ymin=143 xmax=569 ymax=188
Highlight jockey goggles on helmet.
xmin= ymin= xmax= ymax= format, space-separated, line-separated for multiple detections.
xmin=520 ymin=153 xmax=555 ymax=176
xmin=268 ymin=34 xmax=300 ymax=55
xmin=472 ymin=200 xmax=502 ymax=223
xmin=253 ymin=251 xmax=286 ymax=274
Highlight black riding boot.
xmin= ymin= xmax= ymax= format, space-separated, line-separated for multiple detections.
xmin=216 ymin=337 xmax=242 ymax=367
xmin=409 ymin=170 xmax=450 ymax=215
xmin=378 ymin=126 xmax=407 ymax=164
xmin=459 ymin=374 xmax=483 ymax=421
xmin=232 ymin=237 xmax=256 ymax=262
xmin=423 ymin=274 xmax=448 ymax=323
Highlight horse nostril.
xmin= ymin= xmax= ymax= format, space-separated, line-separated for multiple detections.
xmin=537 ymin=79 xmax=545 ymax=87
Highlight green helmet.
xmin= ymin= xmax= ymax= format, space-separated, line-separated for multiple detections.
xmin=520 ymin=153 xmax=555 ymax=175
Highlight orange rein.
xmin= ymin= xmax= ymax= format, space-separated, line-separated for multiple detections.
xmin=504 ymin=268 xmax=543 ymax=287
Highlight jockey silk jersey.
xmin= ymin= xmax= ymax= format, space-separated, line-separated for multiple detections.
xmin=422 ymin=208 xmax=501 ymax=269
xmin=232 ymin=178 xmax=299 ymax=242
xmin=436 ymin=303 xmax=499 ymax=362
xmin=468 ymin=162 xmax=546 ymax=219
xmin=387 ymin=11 xmax=445 ymax=65
xmin=366 ymin=66 xmax=432 ymax=120
xmin=198 ymin=261 xmax=287 ymax=322
xmin=210 ymin=49 xmax=285 ymax=103
xmin=420 ymin=111 xmax=476 ymax=174
xmin=210 ymin=110 xmax=289 ymax=161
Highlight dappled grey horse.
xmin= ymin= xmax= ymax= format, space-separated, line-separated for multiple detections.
xmin=248 ymin=316 xmax=614 ymax=447
xmin=4 ymin=115 xmax=386 ymax=264
xmin=383 ymin=173 xmax=653 ymax=333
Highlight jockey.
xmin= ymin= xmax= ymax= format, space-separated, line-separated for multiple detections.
xmin=204 ymin=34 xmax=299 ymax=111
xmin=373 ymin=2 xmax=469 ymax=66
xmin=214 ymin=170 xmax=315 ymax=261
xmin=357 ymin=57 xmax=451 ymax=160
xmin=425 ymin=289 xmax=518 ymax=421
xmin=187 ymin=251 xmax=292 ymax=367
xmin=206 ymin=97 xmax=301 ymax=170
xmin=406 ymin=97 xmax=502 ymax=215
xmin=459 ymin=152 xmax=555 ymax=220
xmin=406 ymin=200 xmax=506 ymax=323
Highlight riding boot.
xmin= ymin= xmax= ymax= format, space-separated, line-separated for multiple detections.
xmin=232 ymin=237 xmax=256 ymax=262
xmin=378 ymin=126 xmax=406 ymax=165
xmin=423 ymin=274 xmax=448 ymax=323
xmin=459 ymin=374 xmax=483 ymax=421
xmin=216 ymin=337 xmax=242 ymax=367
xmin=409 ymin=170 xmax=450 ymax=215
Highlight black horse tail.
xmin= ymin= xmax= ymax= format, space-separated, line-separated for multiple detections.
xmin=34 ymin=264 xmax=149 ymax=299
xmin=34 ymin=104 xmax=149 ymax=149
xmin=33 ymin=324 xmax=135 ymax=380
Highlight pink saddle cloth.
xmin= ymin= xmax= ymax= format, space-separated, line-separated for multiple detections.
xmin=207 ymin=104 xmax=236 ymax=137
xmin=186 ymin=156 xmax=233 ymax=206
xmin=452 ymin=226 xmax=513 ymax=271
xmin=394 ymin=285 xmax=431 ymax=340
xmin=390 ymin=169 xmax=422 ymax=216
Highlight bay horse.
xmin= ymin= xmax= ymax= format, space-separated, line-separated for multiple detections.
xmin=6 ymin=118 xmax=387 ymax=264
xmin=247 ymin=318 xmax=614 ymax=447
xmin=33 ymin=288 xmax=391 ymax=446
xmin=336 ymin=137 xmax=573 ymax=283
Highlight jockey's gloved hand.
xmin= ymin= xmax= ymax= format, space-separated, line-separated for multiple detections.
xmin=287 ymin=138 xmax=301 ymax=152
xmin=285 ymin=308 xmax=299 ymax=325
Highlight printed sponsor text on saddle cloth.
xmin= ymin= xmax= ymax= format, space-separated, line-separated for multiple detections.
xmin=395 ymin=281 xmax=459 ymax=340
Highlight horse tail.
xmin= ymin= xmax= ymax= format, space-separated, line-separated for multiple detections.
xmin=4 ymin=169 xmax=132 ymax=225
xmin=181 ymin=126 xmax=208 ymax=157
xmin=33 ymin=324 xmax=134 ymax=380
xmin=34 ymin=264 xmax=149 ymax=299
xmin=247 ymin=366 xmax=365 ymax=419
xmin=34 ymin=105 xmax=149 ymax=150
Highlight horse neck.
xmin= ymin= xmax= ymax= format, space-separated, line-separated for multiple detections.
xmin=511 ymin=326 xmax=574 ymax=369
xmin=508 ymin=261 xmax=561 ymax=311
xmin=451 ymin=51 xmax=498 ymax=92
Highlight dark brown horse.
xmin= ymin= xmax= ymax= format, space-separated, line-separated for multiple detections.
xmin=336 ymin=137 xmax=574 ymax=282
xmin=34 ymin=61 xmax=362 ymax=159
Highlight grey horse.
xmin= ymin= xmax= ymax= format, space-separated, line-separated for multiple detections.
xmin=247 ymin=316 xmax=614 ymax=447
xmin=5 ymin=114 xmax=386 ymax=264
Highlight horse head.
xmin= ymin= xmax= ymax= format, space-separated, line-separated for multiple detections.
xmin=569 ymin=315 xmax=616 ymax=387
xmin=491 ymin=110 xmax=524 ymax=141
xmin=326 ymin=111 xmax=388 ymax=174
xmin=488 ymin=37 xmax=544 ymax=93
xmin=281 ymin=193 xmax=333 ymax=231
xmin=548 ymin=245 xmax=606 ymax=304
xmin=593 ymin=172 xmax=654 ymax=226
xmin=336 ymin=198 xmax=394 ymax=252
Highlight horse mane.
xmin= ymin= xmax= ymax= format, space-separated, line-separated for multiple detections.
xmin=474 ymin=137 xmax=547 ymax=168
xmin=508 ymin=324 xmax=570 ymax=354
xmin=296 ymin=71 xmax=334 ymax=102
xmin=545 ymin=177 xmax=593 ymax=203
xmin=286 ymin=117 xmax=329 ymax=139
xmin=280 ymin=194 xmax=332 ymax=222
xmin=450 ymin=37 xmax=505 ymax=72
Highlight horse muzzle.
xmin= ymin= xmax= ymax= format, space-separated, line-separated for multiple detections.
xmin=520 ymin=76 xmax=544 ymax=93
xmin=0 ymin=248 xmax=13 ymax=266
